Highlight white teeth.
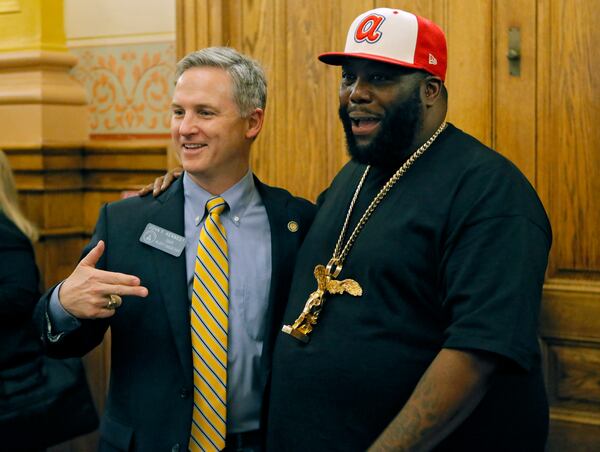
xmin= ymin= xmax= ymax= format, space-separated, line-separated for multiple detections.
xmin=183 ymin=144 xmax=205 ymax=149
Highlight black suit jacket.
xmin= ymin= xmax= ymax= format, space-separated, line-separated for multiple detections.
xmin=0 ymin=211 xmax=41 ymax=371
xmin=35 ymin=176 xmax=315 ymax=451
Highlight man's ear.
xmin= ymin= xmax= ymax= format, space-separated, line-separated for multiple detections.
xmin=422 ymin=76 xmax=443 ymax=107
xmin=246 ymin=108 xmax=265 ymax=139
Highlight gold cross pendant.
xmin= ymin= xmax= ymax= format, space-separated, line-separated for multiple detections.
xmin=282 ymin=263 xmax=362 ymax=343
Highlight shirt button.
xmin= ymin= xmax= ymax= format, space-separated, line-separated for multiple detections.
xmin=233 ymin=215 xmax=240 ymax=223
xmin=180 ymin=388 xmax=190 ymax=398
xmin=171 ymin=444 xmax=180 ymax=452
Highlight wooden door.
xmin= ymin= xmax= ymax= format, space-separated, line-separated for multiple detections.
xmin=535 ymin=0 xmax=600 ymax=449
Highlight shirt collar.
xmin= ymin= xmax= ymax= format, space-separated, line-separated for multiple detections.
xmin=183 ymin=170 xmax=256 ymax=227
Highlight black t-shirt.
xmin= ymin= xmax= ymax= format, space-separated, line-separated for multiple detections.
xmin=267 ymin=124 xmax=551 ymax=451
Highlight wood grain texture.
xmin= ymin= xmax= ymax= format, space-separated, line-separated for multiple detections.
xmin=445 ymin=0 xmax=493 ymax=146
xmin=444 ymin=0 xmax=493 ymax=146
xmin=541 ymin=288 xmax=600 ymax=342
xmin=494 ymin=0 xmax=536 ymax=182
xmin=547 ymin=344 xmax=600 ymax=405
xmin=280 ymin=0 xmax=345 ymax=200
xmin=547 ymin=415 xmax=600 ymax=452
xmin=377 ymin=0 xmax=437 ymax=19
xmin=537 ymin=0 xmax=600 ymax=280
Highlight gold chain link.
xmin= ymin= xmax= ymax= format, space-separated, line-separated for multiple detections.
xmin=330 ymin=121 xmax=448 ymax=272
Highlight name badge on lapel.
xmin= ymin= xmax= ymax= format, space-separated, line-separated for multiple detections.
xmin=139 ymin=223 xmax=185 ymax=257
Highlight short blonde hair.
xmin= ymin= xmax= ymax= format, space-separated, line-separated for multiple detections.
xmin=0 ymin=150 xmax=38 ymax=242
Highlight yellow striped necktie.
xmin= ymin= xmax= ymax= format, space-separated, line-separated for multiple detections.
xmin=189 ymin=196 xmax=228 ymax=452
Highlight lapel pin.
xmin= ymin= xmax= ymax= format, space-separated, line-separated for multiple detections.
xmin=287 ymin=221 xmax=299 ymax=233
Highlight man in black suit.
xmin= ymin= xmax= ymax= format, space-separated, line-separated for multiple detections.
xmin=35 ymin=47 xmax=315 ymax=452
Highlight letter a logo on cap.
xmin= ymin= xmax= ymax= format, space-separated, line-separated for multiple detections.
xmin=354 ymin=14 xmax=385 ymax=44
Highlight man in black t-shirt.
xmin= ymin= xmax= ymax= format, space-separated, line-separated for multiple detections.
xmin=267 ymin=7 xmax=551 ymax=452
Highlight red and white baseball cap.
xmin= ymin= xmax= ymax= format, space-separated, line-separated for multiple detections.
xmin=319 ymin=8 xmax=447 ymax=81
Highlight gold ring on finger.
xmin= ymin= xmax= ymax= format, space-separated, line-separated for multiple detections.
xmin=106 ymin=294 xmax=122 ymax=310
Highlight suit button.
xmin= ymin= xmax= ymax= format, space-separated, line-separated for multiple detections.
xmin=180 ymin=388 xmax=190 ymax=398
xmin=171 ymin=444 xmax=180 ymax=452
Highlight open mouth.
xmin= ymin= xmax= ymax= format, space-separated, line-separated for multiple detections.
xmin=350 ymin=116 xmax=381 ymax=135
xmin=182 ymin=143 xmax=207 ymax=150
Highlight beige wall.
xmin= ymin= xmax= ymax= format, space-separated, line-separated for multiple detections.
xmin=64 ymin=0 xmax=175 ymax=44
xmin=64 ymin=0 xmax=176 ymax=139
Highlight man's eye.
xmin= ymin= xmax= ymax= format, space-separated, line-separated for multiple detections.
xmin=172 ymin=109 xmax=184 ymax=116
xmin=371 ymin=74 xmax=389 ymax=82
xmin=198 ymin=110 xmax=214 ymax=117
xmin=341 ymin=72 xmax=356 ymax=84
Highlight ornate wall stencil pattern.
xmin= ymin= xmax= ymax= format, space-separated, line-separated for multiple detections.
xmin=70 ymin=42 xmax=176 ymax=136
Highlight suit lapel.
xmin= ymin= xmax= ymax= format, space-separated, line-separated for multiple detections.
xmin=255 ymin=178 xmax=295 ymax=371
xmin=145 ymin=178 xmax=193 ymax=382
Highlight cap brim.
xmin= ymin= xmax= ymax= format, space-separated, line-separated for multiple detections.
xmin=318 ymin=52 xmax=424 ymax=71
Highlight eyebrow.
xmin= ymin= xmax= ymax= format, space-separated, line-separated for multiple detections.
xmin=170 ymin=102 xmax=217 ymax=109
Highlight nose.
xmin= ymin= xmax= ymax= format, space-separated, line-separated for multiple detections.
xmin=178 ymin=113 xmax=197 ymax=136
xmin=348 ymin=77 xmax=372 ymax=104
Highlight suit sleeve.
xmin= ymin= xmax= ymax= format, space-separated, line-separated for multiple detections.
xmin=34 ymin=204 xmax=112 ymax=358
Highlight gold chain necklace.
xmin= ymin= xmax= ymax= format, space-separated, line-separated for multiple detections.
xmin=282 ymin=121 xmax=447 ymax=343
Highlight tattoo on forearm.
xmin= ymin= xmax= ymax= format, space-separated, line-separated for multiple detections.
xmin=371 ymin=367 xmax=455 ymax=451
xmin=369 ymin=350 xmax=494 ymax=452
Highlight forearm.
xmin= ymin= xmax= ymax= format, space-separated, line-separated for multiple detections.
xmin=368 ymin=348 xmax=497 ymax=452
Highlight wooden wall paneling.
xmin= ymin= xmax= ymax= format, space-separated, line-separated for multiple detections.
xmin=547 ymin=416 xmax=600 ymax=452
xmin=541 ymin=285 xmax=600 ymax=450
xmin=176 ymin=0 xmax=226 ymax=58
xmin=549 ymin=343 xmax=600 ymax=405
xmin=493 ymin=0 xmax=537 ymax=183
xmin=265 ymin=0 xmax=329 ymax=199
xmin=445 ymin=0 xmax=493 ymax=146
xmin=377 ymin=0 xmax=437 ymax=20
xmin=541 ymin=285 xmax=600 ymax=343
xmin=221 ymin=0 xmax=242 ymax=47
xmin=82 ymin=141 xmax=169 ymax=232
xmin=537 ymin=0 xmax=600 ymax=449
xmin=277 ymin=0 xmax=344 ymax=201
xmin=38 ymin=235 xmax=87 ymax=289
xmin=230 ymin=0 xmax=281 ymax=188
xmin=537 ymin=0 xmax=600 ymax=282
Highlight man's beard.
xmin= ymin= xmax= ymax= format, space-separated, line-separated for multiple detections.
xmin=339 ymin=87 xmax=423 ymax=168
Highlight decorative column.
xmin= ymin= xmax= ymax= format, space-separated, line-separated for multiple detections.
xmin=0 ymin=0 xmax=88 ymax=146
xmin=0 ymin=0 xmax=88 ymax=289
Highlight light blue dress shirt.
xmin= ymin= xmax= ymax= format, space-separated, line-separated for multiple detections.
xmin=183 ymin=171 xmax=271 ymax=433
xmin=49 ymin=170 xmax=272 ymax=433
